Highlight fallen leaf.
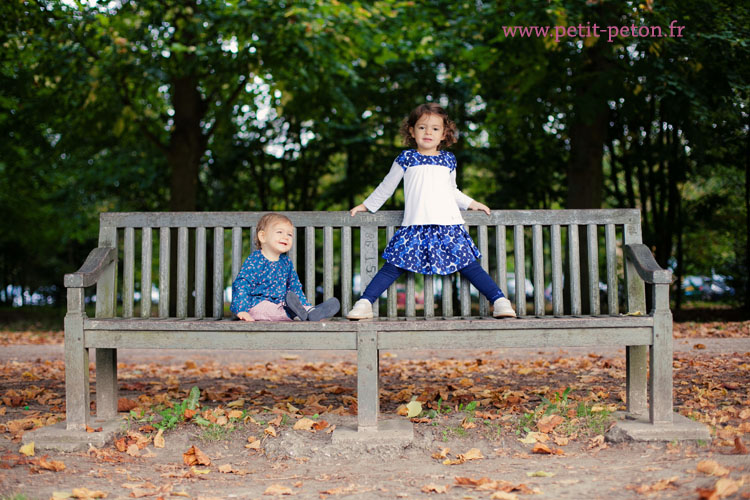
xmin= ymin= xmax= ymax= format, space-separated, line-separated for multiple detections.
xmin=71 ymin=487 xmax=107 ymax=498
xmin=527 ymin=471 xmax=556 ymax=477
xmin=265 ymin=426 xmax=277 ymax=437
xmin=19 ymin=442 xmax=34 ymax=457
xmin=153 ymin=429 xmax=165 ymax=449
xmin=714 ymin=477 xmax=741 ymax=498
xmin=694 ymin=343 xmax=706 ymax=350
xmin=518 ymin=432 xmax=548 ymax=444
xmin=459 ymin=448 xmax=484 ymax=461
xmin=731 ymin=437 xmax=748 ymax=455
xmin=183 ymin=445 xmax=211 ymax=466
xmin=293 ymin=418 xmax=315 ymax=431
xmin=406 ymin=400 xmax=422 ymax=418
xmin=117 ymin=398 xmax=138 ymax=412
xmin=697 ymin=460 xmax=730 ymax=477
xmin=490 ymin=492 xmax=518 ymax=500
xmin=126 ymin=444 xmax=141 ymax=457
xmin=264 ymin=484 xmax=294 ymax=496
xmin=421 ymin=483 xmax=449 ymax=493
xmin=532 ymin=442 xmax=564 ymax=455
xmin=537 ymin=414 xmax=564 ymax=433
xmin=218 ymin=464 xmax=233 ymax=473
xmin=432 ymin=447 xmax=450 ymax=460
xmin=312 ymin=420 xmax=329 ymax=431
xmin=396 ymin=405 xmax=409 ymax=416
xmin=37 ymin=455 xmax=65 ymax=472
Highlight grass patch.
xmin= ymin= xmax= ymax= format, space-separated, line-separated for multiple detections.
xmin=516 ymin=387 xmax=613 ymax=438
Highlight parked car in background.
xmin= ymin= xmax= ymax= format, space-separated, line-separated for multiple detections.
xmin=681 ymin=274 xmax=735 ymax=300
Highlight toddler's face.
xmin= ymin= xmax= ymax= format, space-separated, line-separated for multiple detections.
xmin=410 ymin=113 xmax=446 ymax=154
xmin=259 ymin=221 xmax=294 ymax=257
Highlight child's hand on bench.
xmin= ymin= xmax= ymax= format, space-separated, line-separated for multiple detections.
xmin=237 ymin=312 xmax=254 ymax=322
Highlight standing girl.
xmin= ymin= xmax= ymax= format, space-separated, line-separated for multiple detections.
xmin=347 ymin=103 xmax=515 ymax=319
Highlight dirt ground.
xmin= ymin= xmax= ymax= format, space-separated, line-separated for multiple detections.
xmin=1 ymin=319 xmax=749 ymax=500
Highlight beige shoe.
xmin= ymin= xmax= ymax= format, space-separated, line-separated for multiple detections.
xmin=493 ymin=297 xmax=516 ymax=318
xmin=347 ymin=298 xmax=374 ymax=320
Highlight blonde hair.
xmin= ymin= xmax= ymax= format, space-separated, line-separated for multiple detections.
xmin=254 ymin=213 xmax=294 ymax=249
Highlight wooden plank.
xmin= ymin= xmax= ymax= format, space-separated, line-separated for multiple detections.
xmin=406 ymin=272 xmax=416 ymax=318
xmin=96 ymin=226 xmax=117 ymax=319
xmin=123 ymin=227 xmax=135 ymax=318
xmin=532 ymin=224 xmax=544 ymax=316
xmin=496 ymin=225 xmax=507 ymax=296
xmin=158 ymin=227 xmax=170 ymax=318
xmin=386 ymin=226 xmax=397 ymax=318
xmin=195 ymin=227 xmax=206 ymax=318
xmin=568 ymin=224 xmax=582 ymax=315
xmin=289 ymin=227 xmax=296 ymax=269
xmin=460 ymin=273 xmax=471 ymax=317
xmin=378 ymin=328 xmax=652 ymax=350
xmin=103 ymin=208 xmax=641 ymax=228
xmin=513 ymin=225 xmax=526 ymax=316
xmin=213 ymin=227 xmax=224 ymax=319
xmin=85 ymin=329 xmax=357 ymax=350
xmin=177 ymin=227 xmax=188 ymax=318
xmin=231 ymin=227 xmax=242 ymax=282
xmin=360 ymin=225 xmax=379 ymax=318
xmin=341 ymin=227 xmax=352 ymax=315
xmin=587 ymin=224 xmax=600 ymax=315
xmin=305 ymin=226 xmax=315 ymax=305
xmin=650 ymin=310 xmax=674 ymax=423
xmin=424 ymin=274 xmax=435 ymax=318
xmin=140 ymin=228 xmax=152 ymax=318
xmin=64 ymin=288 xmax=89 ymax=430
xmin=95 ymin=348 xmax=118 ymax=419
xmin=623 ymin=221 xmax=648 ymax=416
xmin=478 ymin=225 xmax=489 ymax=316
xmin=550 ymin=224 xmax=563 ymax=316
xmin=356 ymin=326 xmax=379 ymax=429
xmin=85 ymin=315 xmax=653 ymax=331
xmin=605 ymin=224 xmax=618 ymax=315
xmin=442 ymin=275 xmax=452 ymax=317
xmin=324 ymin=226 xmax=333 ymax=302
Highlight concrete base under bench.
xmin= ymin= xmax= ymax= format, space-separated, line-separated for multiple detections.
xmin=607 ymin=412 xmax=711 ymax=443
xmin=22 ymin=418 xmax=125 ymax=452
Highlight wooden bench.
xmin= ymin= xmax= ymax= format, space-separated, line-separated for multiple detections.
xmin=61 ymin=209 xmax=706 ymax=441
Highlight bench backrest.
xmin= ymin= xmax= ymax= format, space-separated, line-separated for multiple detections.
xmin=94 ymin=209 xmax=647 ymax=319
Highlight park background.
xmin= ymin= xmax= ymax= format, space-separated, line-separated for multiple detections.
xmin=0 ymin=0 xmax=748 ymax=315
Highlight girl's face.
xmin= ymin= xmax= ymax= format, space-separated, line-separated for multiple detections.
xmin=258 ymin=221 xmax=294 ymax=260
xmin=409 ymin=113 xmax=446 ymax=155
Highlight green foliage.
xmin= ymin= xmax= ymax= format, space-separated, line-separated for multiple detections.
xmin=130 ymin=385 xmax=202 ymax=431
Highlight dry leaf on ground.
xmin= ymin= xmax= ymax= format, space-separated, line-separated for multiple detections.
xmin=183 ymin=445 xmax=211 ymax=466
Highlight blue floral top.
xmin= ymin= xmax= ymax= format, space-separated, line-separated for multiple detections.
xmin=230 ymin=250 xmax=311 ymax=315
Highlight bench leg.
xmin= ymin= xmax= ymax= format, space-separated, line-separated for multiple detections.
xmin=64 ymin=302 xmax=90 ymax=431
xmin=626 ymin=345 xmax=648 ymax=417
xmin=650 ymin=311 xmax=674 ymax=424
xmin=96 ymin=348 xmax=118 ymax=419
xmin=357 ymin=328 xmax=379 ymax=431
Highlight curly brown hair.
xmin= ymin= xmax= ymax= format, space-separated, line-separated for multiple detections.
xmin=399 ymin=103 xmax=458 ymax=150
xmin=254 ymin=213 xmax=294 ymax=250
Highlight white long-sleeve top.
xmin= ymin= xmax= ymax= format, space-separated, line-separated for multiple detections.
xmin=363 ymin=150 xmax=475 ymax=226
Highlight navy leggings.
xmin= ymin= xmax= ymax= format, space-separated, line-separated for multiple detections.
xmin=360 ymin=260 xmax=505 ymax=303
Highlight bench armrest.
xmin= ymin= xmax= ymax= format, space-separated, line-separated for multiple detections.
xmin=624 ymin=244 xmax=672 ymax=284
xmin=64 ymin=247 xmax=117 ymax=288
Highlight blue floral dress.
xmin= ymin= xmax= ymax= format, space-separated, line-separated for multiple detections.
xmin=380 ymin=150 xmax=481 ymax=275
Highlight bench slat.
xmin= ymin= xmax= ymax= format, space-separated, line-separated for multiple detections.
xmin=605 ymin=224 xmax=618 ymax=315
xmin=195 ymin=227 xmax=206 ymax=318
xmin=213 ymin=227 xmax=224 ymax=318
xmin=532 ymin=224 xmax=544 ymax=316
xmin=341 ymin=226 xmax=352 ymax=315
xmin=141 ymin=228 xmax=152 ymax=318
xmin=361 ymin=225 xmax=379 ymax=317
xmin=513 ymin=225 xmax=526 ymax=315
xmin=177 ymin=227 xmax=188 ymax=318
xmin=587 ymin=224 xmax=600 ymax=315
xmin=424 ymin=274 xmax=434 ymax=318
xmin=231 ymin=227 xmax=242 ymax=283
xmin=158 ymin=228 xmax=170 ymax=318
xmin=386 ymin=226 xmax=397 ymax=317
xmin=379 ymin=327 xmax=653 ymax=349
xmin=324 ymin=226 xmax=334 ymax=302
xmin=478 ymin=225 xmax=489 ymax=316
xmin=85 ymin=330 xmax=357 ymax=350
xmin=406 ymin=272 xmax=416 ymax=318
xmin=496 ymin=224 xmax=507 ymax=296
xmin=305 ymin=227 xmax=315 ymax=305
xmin=442 ymin=275 xmax=452 ymax=317
xmin=123 ymin=227 xmax=135 ymax=318
xmin=551 ymin=224 xmax=563 ymax=316
xmin=568 ymin=224 xmax=582 ymax=315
